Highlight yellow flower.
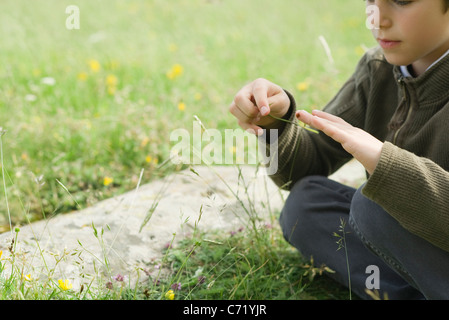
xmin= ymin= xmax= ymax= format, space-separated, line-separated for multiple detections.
xmin=21 ymin=153 xmax=29 ymax=161
xmin=178 ymin=102 xmax=186 ymax=111
xmin=77 ymin=72 xmax=88 ymax=81
xmin=0 ymin=250 xmax=2 ymax=259
xmin=107 ymin=60 xmax=120 ymax=70
xmin=296 ymin=81 xmax=310 ymax=92
xmin=88 ymin=59 xmax=101 ymax=73
xmin=194 ymin=92 xmax=202 ymax=101
xmin=22 ymin=273 xmax=32 ymax=281
xmin=32 ymin=69 xmax=41 ymax=77
xmin=103 ymin=176 xmax=114 ymax=186
xmin=166 ymin=64 xmax=183 ymax=80
xmin=105 ymin=74 xmax=118 ymax=95
xmin=145 ymin=155 xmax=158 ymax=164
xmin=58 ymin=279 xmax=73 ymax=291
xmin=140 ymin=136 xmax=150 ymax=148
xmin=355 ymin=45 xmax=367 ymax=56
xmin=107 ymin=86 xmax=117 ymax=95
xmin=165 ymin=289 xmax=175 ymax=300
xmin=168 ymin=43 xmax=178 ymax=53
xmin=106 ymin=74 xmax=118 ymax=86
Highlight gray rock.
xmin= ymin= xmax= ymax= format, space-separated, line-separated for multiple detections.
xmin=0 ymin=161 xmax=365 ymax=291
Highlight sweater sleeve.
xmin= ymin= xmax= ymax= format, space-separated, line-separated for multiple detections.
xmin=363 ymin=142 xmax=449 ymax=252
xmin=264 ymin=54 xmax=371 ymax=190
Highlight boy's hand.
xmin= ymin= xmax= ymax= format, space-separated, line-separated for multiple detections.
xmin=296 ymin=109 xmax=383 ymax=175
xmin=229 ymin=78 xmax=290 ymax=135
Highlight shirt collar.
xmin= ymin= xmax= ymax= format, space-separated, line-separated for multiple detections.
xmin=400 ymin=48 xmax=449 ymax=78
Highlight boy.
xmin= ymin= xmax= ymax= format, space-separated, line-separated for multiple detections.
xmin=229 ymin=0 xmax=449 ymax=299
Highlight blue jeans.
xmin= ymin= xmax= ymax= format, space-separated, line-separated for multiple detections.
xmin=279 ymin=175 xmax=449 ymax=300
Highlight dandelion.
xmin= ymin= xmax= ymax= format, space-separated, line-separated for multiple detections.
xmin=107 ymin=86 xmax=117 ymax=95
xmin=194 ymin=92 xmax=202 ymax=101
xmin=88 ymin=59 xmax=101 ymax=72
xmin=140 ymin=136 xmax=150 ymax=148
xmin=106 ymin=60 xmax=120 ymax=70
xmin=0 ymin=250 xmax=2 ymax=259
xmin=22 ymin=273 xmax=32 ymax=281
xmin=21 ymin=153 xmax=29 ymax=161
xmin=105 ymin=74 xmax=118 ymax=95
xmin=103 ymin=176 xmax=114 ymax=186
xmin=106 ymin=74 xmax=118 ymax=87
xmin=296 ymin=81 xmax=310 ymax=92
xmin=145 ymin=155 xmax=153 ymax=163
xmin=168 ymin=43 xmax=178 ymax=53
xmin=355 ymin=45 xmax=368 ymax=56
xmin=165 ymin=289 xmax=175 ymax=300
xmin=32 ymin=69 xmax=41 ymax=77
xmin=77 ymin=72 xmax=88 ymax=81
xmin=178 ymin=102 xmax=186 ymax=111
xmin=166 ymin=64 xmax=183 ymax=80
xmin=58 ymin=279 xmax=73 ymax=291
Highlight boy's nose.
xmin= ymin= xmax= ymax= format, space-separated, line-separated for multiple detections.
xmin=370 ymin=1 xmax=393 ymax=29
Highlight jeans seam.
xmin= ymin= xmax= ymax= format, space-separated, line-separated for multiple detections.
xmin=348 ymin=216 xmax=412 ymax=279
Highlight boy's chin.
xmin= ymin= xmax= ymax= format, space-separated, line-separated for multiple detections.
xmin=382 ymin=51 xmax=413 ymax=67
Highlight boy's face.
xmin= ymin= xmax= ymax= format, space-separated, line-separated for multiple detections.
xmin=368 ymin=0 xmax=449 ymax=75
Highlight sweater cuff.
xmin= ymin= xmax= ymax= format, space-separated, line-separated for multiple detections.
xmin=362 ymin=141 xmax=395 ymax=199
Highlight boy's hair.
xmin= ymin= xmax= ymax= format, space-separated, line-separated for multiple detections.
xmin=445 ymin=0 xmax=449 ymax=12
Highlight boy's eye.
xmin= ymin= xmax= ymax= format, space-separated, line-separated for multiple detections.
xmin=364 ymin=0 xmax=413 ymax=5
xmin=393 ymin=0 xmax=412 ymax=5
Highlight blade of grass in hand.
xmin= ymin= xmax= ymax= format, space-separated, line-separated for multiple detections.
xmin=267 ymin=114 xmax=320 ymax=134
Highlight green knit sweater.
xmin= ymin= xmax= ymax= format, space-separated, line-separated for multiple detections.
xmin=266 ymin=46 xmax=449 ymax=253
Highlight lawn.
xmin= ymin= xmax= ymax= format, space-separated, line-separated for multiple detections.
xmin=0 ymin=0 xmax=376 ymax=299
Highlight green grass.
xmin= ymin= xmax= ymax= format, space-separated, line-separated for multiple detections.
xmin=0 ymin=216 xmax=352 ymax=300
xmin=0 ymin=0 xmax=376 ymax=299
xmin=142 ymin=224 xmax=352 ymax=300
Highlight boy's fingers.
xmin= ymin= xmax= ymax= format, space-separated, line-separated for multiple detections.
xmin=296 ymin=110 xmax=352 ymax=144
xmin=296 ymin=110 xmax=316 ymax=127
xmin=297 ymin=110 xmax=349 ymax=129
xmin=252 ymin=80 xmax=271 ymax=116
xmin=232 ymin=92 xmax=260 ymax=119
xmin=237 ymin=120 xmax=264 ymax=136
xmin=311 ymin=109 xmax=349 ymax=125
xmin=230 ymin=101 xmax=259 ymax=123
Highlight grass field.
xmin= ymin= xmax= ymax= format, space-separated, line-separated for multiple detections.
xmin=0 ymin=0 xmax=376 ymax=299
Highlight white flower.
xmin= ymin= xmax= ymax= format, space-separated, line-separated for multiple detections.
xmin=41 ymin=77 xmax=56 ymax=86
xmin=25 ymin=94 xmax=37 ymax=102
